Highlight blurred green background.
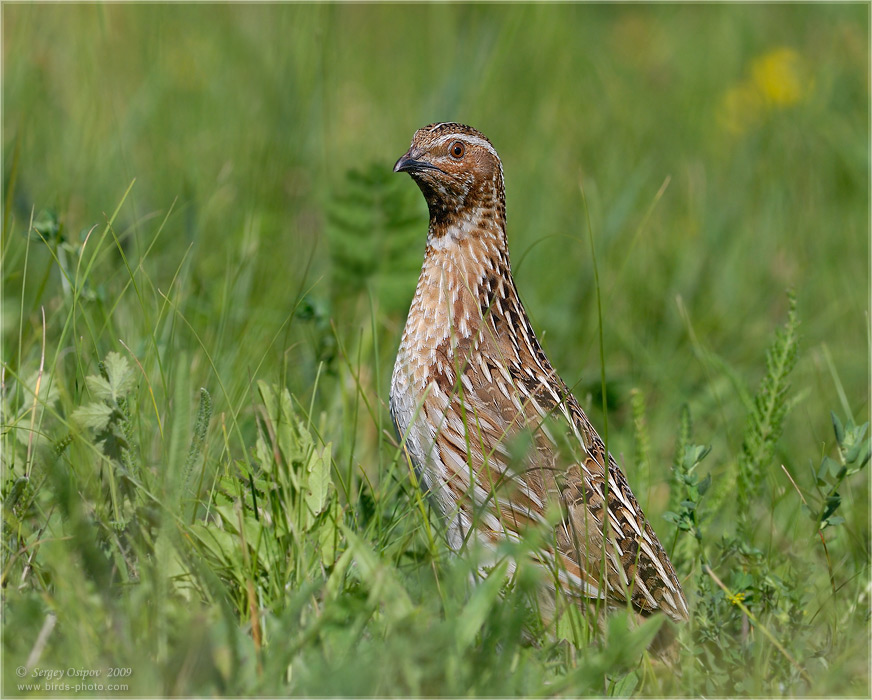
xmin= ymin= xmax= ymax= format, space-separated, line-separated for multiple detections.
xmin=2 ymin=3 xmax=869 ymax=696
xmin=5 ymin=3 xmax=867 ymax=404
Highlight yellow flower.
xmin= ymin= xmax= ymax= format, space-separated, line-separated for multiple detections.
xmin=718 ymin=47 xmax=813 ymax=135
xmin=728 ymin=591 xmax=747 ymax=606
xmin=751 ymin=48 xmax=808 ymax=107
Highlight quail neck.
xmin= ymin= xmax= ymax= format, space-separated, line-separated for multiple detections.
xmin=389 ymin=122 xmax=689 ymax=623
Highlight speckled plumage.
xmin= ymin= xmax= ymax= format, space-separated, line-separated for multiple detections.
xmin=390 ymin=123 xmax=689 ymax=623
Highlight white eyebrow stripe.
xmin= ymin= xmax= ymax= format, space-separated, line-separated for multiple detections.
xmin=432 ymin=133 xmax=501 ymax=162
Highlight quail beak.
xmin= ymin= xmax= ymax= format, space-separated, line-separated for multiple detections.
xmin=393 ymin=150 xmax=443 ymax=175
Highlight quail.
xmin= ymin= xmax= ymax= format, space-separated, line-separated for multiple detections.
xmin=390 ymin=123 xmax=688 ymax=624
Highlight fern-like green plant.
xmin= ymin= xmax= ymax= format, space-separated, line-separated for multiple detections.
xmin=670 ymin=404 xmax=693 ymax=498
xmin=71 ymin=351 xmax=141 ymax=512
xmin=665 ymin=404 xmax=710 ymax=572
xmin=664 ymin=441 xmax=711 ymax=573
xmin=326 ymin=163 xmax=424 ymax=315
xmin=736 ymin=292 xmax=799 ymax=538
xmin=183 ymin=387 xmax=213 ymax=518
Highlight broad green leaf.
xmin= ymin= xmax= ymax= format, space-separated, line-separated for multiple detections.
xmin=822 ymin=515 xmax=845 ymax=529
xmin=257 ymin=380 xmax=306 ymax=489
xmin=187 ymin=522 xmax=244 ymax=578
xmin=730 ymin=571 xmax=754 ymax=591
xmin=85 ymin=375 xmax=114 ymax=403
xmin=304 ymin=442 xmax=332 ymax=528
xmin=831 ymin=411 xmax=845 ymax=444
xmin=211 ymin=503 xmax=240 ymax=533
xmin=844 ymin=422 xmax=869 ymax=465
xmin=611 ymin=669 xmax=640 ymax=697
xmin=208 ymin=499 xmax=271 ymax=576
xmin=817 ymin=457 xmax=837 ymax=485
xmin=849 ymin=440 xmax=870 ymax=471
xmin=276 ymin=386 xmax=301 ymax=465
xmin=825 ymin=456 xmax=844 ymax=480
xmin=257 ymin=381 xmax=279 ymax=422
xmin=72 ymin=402 xmax=113 ymax=432
xmin=821 ymin=492 xmax=841 ymax=521
xmin=193 ymin=502 xmax=268 ymax=574
xmin=104 ymin=351 xmax=136 ymax=400
xmin=318 ymin=499 xmax=341 ymax=567
xmin=255 ymin=433 xmax=275 ymax=475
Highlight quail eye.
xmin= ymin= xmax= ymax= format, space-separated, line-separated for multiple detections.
xmin=449 ymin=141 xmax=465 ymax=159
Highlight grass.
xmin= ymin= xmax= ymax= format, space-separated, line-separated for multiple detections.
xmin=2 ymin=3 xmax=869 ymax=697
